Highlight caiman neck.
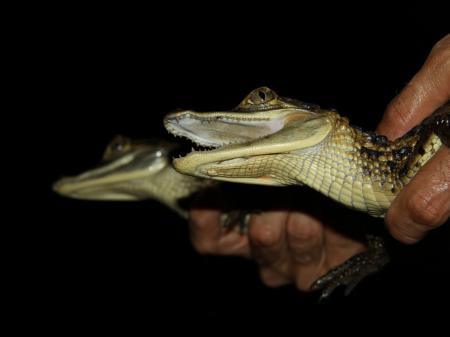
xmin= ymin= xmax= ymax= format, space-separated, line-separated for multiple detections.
xmin=147 ymin=166 xmax=209 ymax=218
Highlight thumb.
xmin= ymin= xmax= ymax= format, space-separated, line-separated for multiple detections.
xmin=376 ymin=34 xmax=450 ymax=140
xmin=385 ymin=147 xmax=450 ymax=244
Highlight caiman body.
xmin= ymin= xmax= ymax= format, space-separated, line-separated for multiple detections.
xmin=164 ymin=87 xmax=449 ymax=217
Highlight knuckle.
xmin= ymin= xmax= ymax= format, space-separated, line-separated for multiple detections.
xmin=192 ymin=239 xmax=214 ymax=255
xmin=294 ymin=274 xmax=312 ymax=291
xmin=286 ymin=216 xmax=321 ymax=243
xmin=406 ymin=192 xmax=443 ymax=228
xmin=249 ymin=224 xmax=281 ymax=247
xmin=430 ymin=34 xmax=450 ymax=58
xmin=190 ymin=211 xmax=215 ymax=232
xmin=259 ymin=268 xmax=284 ymax=287
xmin=434 ymin=48 xmax=450 ymax=70
xmin=388 ymin=222 xmax=421 ymax=245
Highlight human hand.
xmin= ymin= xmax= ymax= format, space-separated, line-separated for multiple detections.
xmin=189 ymin=205 xmax=366 ymax=291
xmin=188 ymin=35 xmax=449 ymax=291
xmin=376 ymin=34 xmax=450 ymax=244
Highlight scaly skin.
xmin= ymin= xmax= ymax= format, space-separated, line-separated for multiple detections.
xmin=164 ymin=87 xmax=449 ymax=218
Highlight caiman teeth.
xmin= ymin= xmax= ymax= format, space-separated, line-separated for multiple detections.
xmin=164 ymin=112 xmax=276 ymax=151
xmin=165 ymin=123 xmax=244 ymax=151
xmin=169 ymin=115 xmax=270 ymax=122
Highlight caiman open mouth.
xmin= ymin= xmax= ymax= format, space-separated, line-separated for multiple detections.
xmin=163 ymin=109 xmax=315 ymax=151
xmin=164 ymin=112 xmax=287 ymax=148
xmin=163 ymin=107 xmax=332 ymax=179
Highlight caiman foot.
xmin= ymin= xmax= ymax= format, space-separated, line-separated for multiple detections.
xmin=220 ymin=210 xmax=252 ymax=234
xmin=311 ymin=235 xmax=389 ymax=300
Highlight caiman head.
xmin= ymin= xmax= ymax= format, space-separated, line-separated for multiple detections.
xmin=53 ymin=135 xmax=177 ymax=200
xmin=164 ymin=87 xmax=334 ymax=185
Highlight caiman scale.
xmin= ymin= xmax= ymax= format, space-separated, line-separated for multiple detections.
xmin=164 ymin=87 xmax=449 ymax=298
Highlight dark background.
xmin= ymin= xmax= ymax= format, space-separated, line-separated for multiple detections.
xmin=29 ymin=3 xmax=449 ymax=327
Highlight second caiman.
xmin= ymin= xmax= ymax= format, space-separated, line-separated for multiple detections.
xmin=53 ymin=136 xmax=210 ymax=218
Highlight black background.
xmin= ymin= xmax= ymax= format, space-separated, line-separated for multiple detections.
xmin=28 ymin=3 xmax=449 ymax=328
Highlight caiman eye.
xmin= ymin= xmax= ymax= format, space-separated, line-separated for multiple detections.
xmin=111 ymin=141 xmax=124 ymax=151
xmin=247 ymin=87 xmax=276 ymax=105
xmin=236 ymin=87 xmax=280 ymax=112
xmin=103 ymin=135 xmax=131 ymax=161
xmin=110 ymin=135 xmax=129 ymax=152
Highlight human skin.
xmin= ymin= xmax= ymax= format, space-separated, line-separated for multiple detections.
xmin=376 ymin=34 xmax=450 ymax=245
xmin=188 ymin=34 xmax=450 ymax=291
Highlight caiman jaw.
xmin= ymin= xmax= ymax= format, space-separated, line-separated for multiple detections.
xmin=53 ymin=158 xmax=165 ymax=200
xmin=53 ymin=145 xmax=168 ymax=200
xmin=164 ymin=106 xmax=332 ymax=185
xmin=164 ymin=109 xmax=307 ymax=148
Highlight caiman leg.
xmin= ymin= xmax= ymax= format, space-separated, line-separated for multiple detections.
xmin=311 ymin=235 xmax=389 ymax=300
xmin=220 ymin=211 xmax=252 ymax=233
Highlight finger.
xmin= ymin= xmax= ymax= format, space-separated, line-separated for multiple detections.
xmin=190 ymin=208 xmax=251 ymax=256
xmin=283 ymin=213 xmax=326 ymax=291
xmin=189 ymin=208 xmax=223 ymax=253
xmin=248 ymin=210 xmax=288 ymax=268
xmin=385 ymin=147 xmax=450 ymax=244
xmin=377 ymin=34 xmax=450 ymax=140
xmin=259 ymin=267 xmax=291 ymax=288
xmin=286 ymin=212 xmax=324 ymax=266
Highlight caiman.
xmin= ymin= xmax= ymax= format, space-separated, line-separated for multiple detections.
xmin=164 ymin=87 xmax=449 ymax=298
xmin=53 ymin=135 xmax=211 ymax=218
